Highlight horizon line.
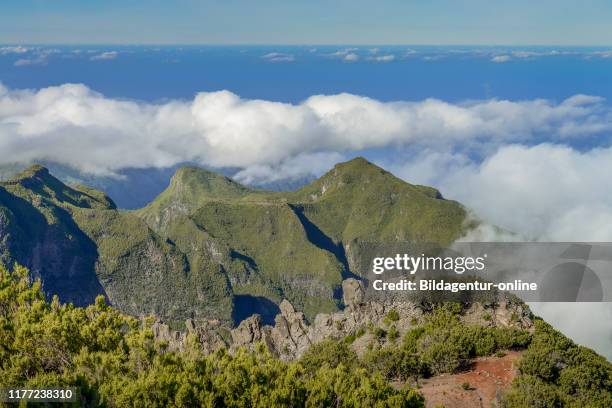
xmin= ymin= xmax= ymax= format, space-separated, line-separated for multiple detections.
xmin=2 ymin=43 xmax=612 ymax=48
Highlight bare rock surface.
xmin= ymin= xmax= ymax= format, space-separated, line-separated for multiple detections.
xmin=153 ymin=278 xmax=534 ymax=360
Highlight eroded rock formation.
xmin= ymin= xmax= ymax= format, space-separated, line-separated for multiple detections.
xmin=152 ymin=278 xmax=534 ymax=360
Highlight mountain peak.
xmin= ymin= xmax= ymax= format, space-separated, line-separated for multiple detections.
xmin=309 ymin=157 xmax=391 ymax=191
xmin=137 ymin=166 xmax=253 ymax=227
xmin=342 ymin=156 xmax=370 ymax=165
xmin=168 ymin=166 xmax=251 ymax=199
xmin=330 ymin=156 xmax=390 ymax=178
xmin=3 ymin=164 xmax=115 ymax=210
xmin=334 ymin=156 xmax=376 ymax=171
xmin=10 ymin=164 xmax=52 ymax=182
xmin=171 ymin=166 xmax=229 ymax=186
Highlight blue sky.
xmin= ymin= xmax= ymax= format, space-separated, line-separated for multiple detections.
xmin=1 ymin=0 xmax=612 ymax=45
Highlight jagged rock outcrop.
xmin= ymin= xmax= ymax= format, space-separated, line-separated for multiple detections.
xmin=231 ymin=314 xmax=274 ymax=352
xmin=153 ymin=278 xmax=535 ymax=360
xmin=268 ymin=299 xmax=312 ymax=357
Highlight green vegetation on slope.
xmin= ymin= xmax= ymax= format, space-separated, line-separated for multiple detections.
xmin=0 ymin=158 xmax=472 ymax=325
xmin=502 ymin=320 xmax=612 ymax=407
xmin=4 ymin=264 xmax=609 ymax=406
xmin=190 ymin=202 xmax=343 ymax=319
xmin=0 ymin=165 xmax=233 ymax=325
xmin=72 ymin=208 xmax=233 ymax=325
xmin=0 ymin=264 xmax=424 ymax=407
xmin=366 ymin=305 xmax=531 ymax=379
xmin=136 ymin=157 xmax=470 ymax=322
xmin=0 ymin=166 xmax=113 ymax=306
xmin=300 ymin=304 xmax=612 ymax=407
xmin=137 ymin=166 xmax=252 ymax=232
xmin=283 ymin=157 xmax=467 ymax=245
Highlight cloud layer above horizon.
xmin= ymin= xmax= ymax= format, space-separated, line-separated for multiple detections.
xmin=1 ymin=82 xmax=612 ymax=243
xmin=3 ymin=46 xmax=612 ymax=69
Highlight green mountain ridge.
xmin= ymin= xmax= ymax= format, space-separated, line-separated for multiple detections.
xmin=0 ymin=157 xmax=469 ymax=326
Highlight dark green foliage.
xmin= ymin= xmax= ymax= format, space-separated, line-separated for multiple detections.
xmin=373 ymin=327 xmax=388 ymax=340
xmin=3 ymin=263 xmax=610 ymax=407
xmin=359 ymin=306 xmax=532 ymax=382
xmin=502 ymin=319 xmax=612 ymax=407
xmin=0 ymin=264 xmax=424 ymax=407
xmin=362 ymin=347 xmax=405 ymax=381
xmin=384 ymin=309 xmax=400 ymax=325
xmin=305 ymin=364 xmax=424 ymax=408
xmin=300 ymin=339 xmax=359 ymax=377
xmin=344 ymin=327 xmax=366 ymax=344
xmin=502 ymin=375 xmax=563 ymax=408
xmin=388 ymin=325 xmax=399 ymax=342
xmin=409 ymin=305 xmax=531 ymax=376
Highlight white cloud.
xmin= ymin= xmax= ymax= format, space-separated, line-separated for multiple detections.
xmin=385 ymin=144 xmax=612 ymax=361
xmin=327 ymin=48 xmax=359 ymax=62
xmin=368 ymin=54 xmax=395 ymax=62
xmin=90 ymin=51 xmax=118 ymax=61
xmin=261 ymin=52 xmax=295 ymax=63
xmin=0 ymin=83 xmax=611 ymax=179
xmin=14 ymin=57 xmax=47 ymax=67
xmin=331 ymin=48 xmax=358 ymax=56
xmin=13 ymin=48 xmax=60 ymax=67
xmin=491 ymin=55 xmax=511 ymax=63
xmin=233 ymin=152 xmax=345 ymax=185
xmin=510 ymin=50 xmax=574 ymax=59
xmin=594 ymin=50 xmax=612 ymax=59
xmin=0 ymin=46 xmax=29 ymax=55
xmin=387 ymin=144 xmax=612 ymax=242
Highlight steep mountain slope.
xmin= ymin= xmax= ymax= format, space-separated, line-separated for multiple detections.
xmin=281 ymin=157 xmax=469 ymax=274
xmin=0 ymin=165 xmax=232 ymax=326
xmin=138 ymin=166 xmax=252 ymax=231
xmin=137 ymin=167 xmax=347 ymax=321
xmin=137 ymin=157 xmax=470 ymax=321
xmin=286 ymin=157 xmax=466 ymax=244
xmin=1 ymin=158 xmax=471 ymax=326
xmin=0 ymin=165 xmax=115 ymax=306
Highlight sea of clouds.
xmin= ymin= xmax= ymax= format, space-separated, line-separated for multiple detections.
xmin=2 ymin=82 xmax=612 ymax=238
xmin=1 ymin=82 xmax=612 ymax=242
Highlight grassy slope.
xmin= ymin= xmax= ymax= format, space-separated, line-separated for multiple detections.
xmin=137 ymin=166 xmax=252 ymax=231
xmin=191 ymin=201 xmax=343 ymax=319
xmin=0 ymin=166 xmax=115 ymax=306
xmin=282 ymin=157 xmax=467 ymax=245
xmin=138 ymin=157 xmax=470 ymax=321
xmin=0 ymin=158 xmax=471 ymax=325
xmin=0 ymin=165 xmax=233 ymax=326
xmin=138 ymin=167 xmax=345 ymax=320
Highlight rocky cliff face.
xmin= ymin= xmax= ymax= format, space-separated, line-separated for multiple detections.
xmin=0 ymin=166 xmax=234 ymax=325
xmin=153 ymin=278 xmax=534 ymax=360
